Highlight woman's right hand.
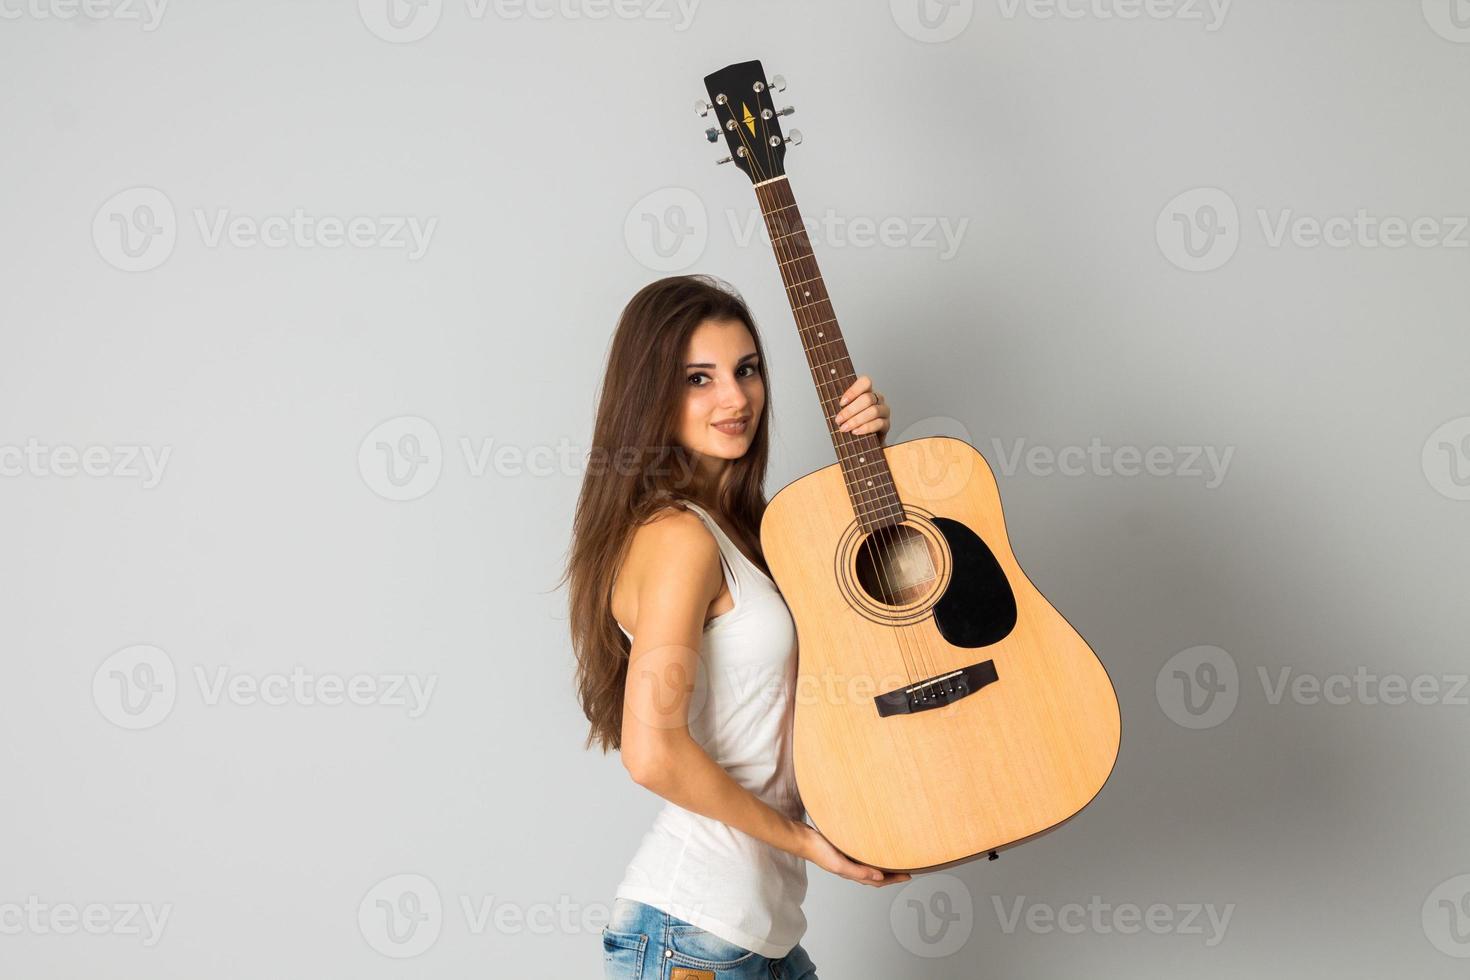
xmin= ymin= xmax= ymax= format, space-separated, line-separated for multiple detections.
xmin=793 ymin=822 xmax=912 ymax=888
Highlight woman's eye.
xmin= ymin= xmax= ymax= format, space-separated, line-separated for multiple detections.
xmin=687 ymin=365 xmax=757 ymax=386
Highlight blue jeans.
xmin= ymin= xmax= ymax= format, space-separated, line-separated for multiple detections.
xmin=602 ymin=897 xmax=819 ymax=979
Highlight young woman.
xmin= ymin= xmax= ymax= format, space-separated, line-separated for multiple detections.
xmin=565 ymin=274 xmax=911 ymax=980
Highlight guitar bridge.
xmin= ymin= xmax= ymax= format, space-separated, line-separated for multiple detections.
xmin=874 ymin=660 xmax=999 ymax=717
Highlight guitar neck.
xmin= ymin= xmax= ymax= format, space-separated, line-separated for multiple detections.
xmin=753 ymin=175 xmax=904 ymax=531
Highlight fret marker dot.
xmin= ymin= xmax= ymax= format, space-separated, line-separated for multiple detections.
xmin=803 ymin=290 xmax=810 ymax=297
xmin=859 ymin=456 xmax=865 ymax=462
xmin=867 ymin=480 xmax=874 ymax=486
xmin=830 ymin=369 xmax=835 ymax=374
xmin=817 ymin=332 xmax=823 ymax=337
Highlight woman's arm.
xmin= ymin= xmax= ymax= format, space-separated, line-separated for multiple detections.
xmin=618 ymin=508 xmax=909 ymax=888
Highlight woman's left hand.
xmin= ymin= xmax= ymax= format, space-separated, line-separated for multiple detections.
xmin=834 ymin=375 xmax=892 ymax=443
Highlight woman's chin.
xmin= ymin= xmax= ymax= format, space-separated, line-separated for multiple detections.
xmin=708 ymin=445 xmax=747 ymax=459
xmin=701 ymin=434 xmax=751 ymax=457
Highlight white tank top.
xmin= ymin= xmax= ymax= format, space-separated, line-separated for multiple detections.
xmin=612 ymin=500 xmax=808 ymax=959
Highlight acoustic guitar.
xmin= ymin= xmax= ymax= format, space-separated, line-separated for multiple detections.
xmin=698 ymin=60 xmax=1121 ymax=872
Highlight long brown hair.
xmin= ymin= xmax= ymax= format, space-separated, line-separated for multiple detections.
xmin=562 ymin=274 xmax=775 ymax=754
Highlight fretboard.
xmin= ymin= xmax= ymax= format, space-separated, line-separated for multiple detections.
xmin=752 ymin=176 xmax=904 ymax=531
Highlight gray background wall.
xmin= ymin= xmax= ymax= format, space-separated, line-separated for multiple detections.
xmin=3 ymin=0 xmax=1469 ymax=977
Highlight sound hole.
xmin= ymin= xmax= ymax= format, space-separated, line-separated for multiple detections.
xmin=854 ymin=523 xmax=939 ymax=606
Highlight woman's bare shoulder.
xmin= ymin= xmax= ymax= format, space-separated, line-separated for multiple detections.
xmin=613 ymin=504 xmax=723 ymax=631
xmin=624 ymin=504 xmax=720 ymax=583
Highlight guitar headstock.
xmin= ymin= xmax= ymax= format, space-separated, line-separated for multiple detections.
xmin=698 ymin=60 xmax=801 ymax=185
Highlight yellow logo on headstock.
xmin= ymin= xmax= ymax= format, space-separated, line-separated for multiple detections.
xmin=741 ymin=102 xmax=756 ymax=136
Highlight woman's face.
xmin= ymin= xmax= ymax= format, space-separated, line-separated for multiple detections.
xmin=676 ymin=317 xmax=764 ymax=466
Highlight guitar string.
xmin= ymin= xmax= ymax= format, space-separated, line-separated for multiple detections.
xmin=756 ymin=176 xmax=935 ymax=687
xmin=749 ymin=176 xmax=915 ymax=534
xmin=755 ymin=193 xmax=910 ymax=516
xmin=727 ymin=120 xmax=921 ymax=686
xmin=712 ymin=99 xmax=911 ymax=678
xmin=751 ymin=172 xmax=933 ymax=687
xmin=723 ymin=84 xmax=938 ymax=693
xmin=750 ymin=175 xmax=913 ymax=689
xmin=749 ymin=101 xmax=948 ymax=694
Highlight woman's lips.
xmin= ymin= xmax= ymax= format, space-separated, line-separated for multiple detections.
xmin=713 ymin=419 xmax=748 ymax=436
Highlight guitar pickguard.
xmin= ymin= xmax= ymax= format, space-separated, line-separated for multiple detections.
xmin=931 ymin=516 xmax=1018 ymax=648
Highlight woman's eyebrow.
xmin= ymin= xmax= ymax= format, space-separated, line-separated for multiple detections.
xmin=685 ymin=352 xmax=760 ymax=369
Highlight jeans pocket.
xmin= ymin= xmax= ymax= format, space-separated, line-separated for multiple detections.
xmin=602 ymin=926 xmax=648 ymax=980
xmin=666 ymin=922 xmax=759 ymax=970
xmin=778 ymin=942 xmax=819 ymax=980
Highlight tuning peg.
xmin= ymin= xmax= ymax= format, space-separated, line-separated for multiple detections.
xmin=695 ymin=99 xmax=713 ymax=117
xmin=705 ymin=127 xmax=720 ymax=143
xmin=776 ymin=105 xmax=795 ymax=118
xmin=769 ymin=74 xmax=786 ymax=92
xmin=785 ymin=129 xmax=803 ymax=146
xmin=715 ymin=155 xmax=732 ymax=165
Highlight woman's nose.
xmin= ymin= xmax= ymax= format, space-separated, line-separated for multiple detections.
xmin=719 ymin=376 xmax=750 ymax=407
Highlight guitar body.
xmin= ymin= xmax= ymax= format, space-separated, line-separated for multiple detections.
xmin=761 ymin=435 xmax=1121 ymax=872
xmin=698 ymin=59 xmax=1119 ymax=871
